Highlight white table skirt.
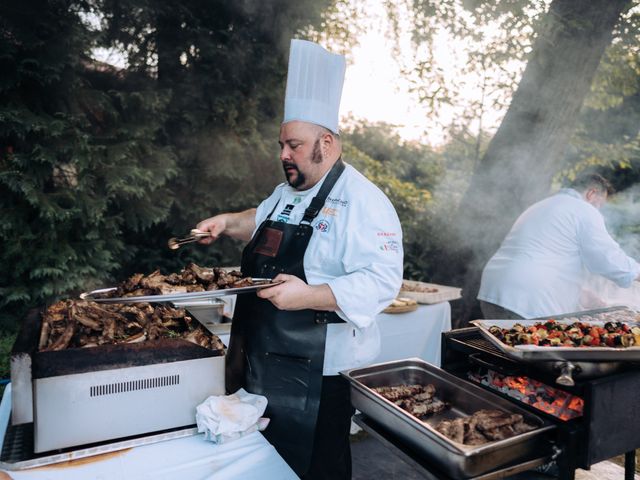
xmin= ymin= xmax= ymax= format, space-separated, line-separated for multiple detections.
xmin=0 ymin=385 xmax=297 ymax=480
xmin=218 ymin=302 xmax=452 ymax=366
xmin=371 ymin=302 xmax=452 ymax=367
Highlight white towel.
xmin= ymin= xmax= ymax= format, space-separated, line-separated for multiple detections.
xmin=196 ymin=388 xmax=268 ymax=444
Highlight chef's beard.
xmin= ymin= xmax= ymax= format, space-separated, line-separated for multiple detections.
xmin=283 ymin=163 xmax=305 ymax=188
xmin=282 ymin=139 xmax=323 ymax=188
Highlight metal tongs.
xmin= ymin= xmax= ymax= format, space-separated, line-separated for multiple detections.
xmin=168 ymin=229 xmax=212 ymax=250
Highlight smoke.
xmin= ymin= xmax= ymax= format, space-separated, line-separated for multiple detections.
xmin=580 ymin=185 xmax=640 ymax=310
xmin=602 ymin=185 xmax=640 ymax=259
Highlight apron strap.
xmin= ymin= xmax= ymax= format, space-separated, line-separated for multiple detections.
xmin=301 ymin=159 xmax=345 ymax=224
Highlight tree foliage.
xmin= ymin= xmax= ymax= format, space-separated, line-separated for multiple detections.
xmin=0 ymin=0 xmax=335 ymax=327
xmin=0 ymin=0 xmax=176 ymax=327
xmin=2 ymin=0 xmax=640 ymax=332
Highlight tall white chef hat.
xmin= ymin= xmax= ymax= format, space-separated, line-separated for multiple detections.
xmin=283 ymin=39 xmax=346 ymax=134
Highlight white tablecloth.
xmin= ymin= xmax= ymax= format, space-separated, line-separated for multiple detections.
xmin=0 ymin=385 xmax=297 ymax=480
xmin=218 ymin=302 xmax=452 ymax=366
xmin=371 ymin=302 xmax=452 ymax=366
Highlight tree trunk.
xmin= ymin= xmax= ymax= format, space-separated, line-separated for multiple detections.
xmin=452 ymin=0 xmax=631 ymax=328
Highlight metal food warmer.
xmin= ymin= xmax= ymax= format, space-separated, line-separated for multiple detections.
xmin=3 ymin=308 xmax=225 ymax=468
xmin=343 ymin=307 xmax=640 ymax=480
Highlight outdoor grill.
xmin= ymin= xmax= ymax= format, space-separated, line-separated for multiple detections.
xmin=344 ymin=308 xmax=640 ymax=480
xmin=440 ymin=325 xmax=640 ymax=480
xmin=6 ymin=309 xmax=225 ymax=458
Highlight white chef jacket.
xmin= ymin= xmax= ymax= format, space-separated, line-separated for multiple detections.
xmin=254 ymin=163 xmax=403 ymax=375
xmin=478 ymin=188 xmax=640 ymax=318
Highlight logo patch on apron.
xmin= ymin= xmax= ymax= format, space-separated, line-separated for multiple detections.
xmin=253 ymin=227 xmax=284 ymax=257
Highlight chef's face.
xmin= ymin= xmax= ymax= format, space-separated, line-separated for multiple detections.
xmin=279 ymin=121 xmax=329 ymax=190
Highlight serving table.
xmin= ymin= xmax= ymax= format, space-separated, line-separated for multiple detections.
xmin=216 ymin=302 xmax=452 ymax=368
xmin=373 ymin=302 xmax=452 ymax=366
xmin=0 ymin=385 xmax=297 ymax=480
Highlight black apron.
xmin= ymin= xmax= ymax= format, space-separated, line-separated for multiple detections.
xmin=226 ymin=160 xmax=346 ymax=476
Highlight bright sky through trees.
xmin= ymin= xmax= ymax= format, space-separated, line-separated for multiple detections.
xmin=340 ymin=0 xmax=529 ymax=146
xmin=88 ymin=1 xmax=530 ymax=146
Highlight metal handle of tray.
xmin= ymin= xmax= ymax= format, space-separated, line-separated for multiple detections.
xmin=555 ymin=362 xmax=577 ymax=387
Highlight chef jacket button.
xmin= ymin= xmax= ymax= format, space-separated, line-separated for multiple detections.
xmin=315 ymin=312 xmax=328 ymax=324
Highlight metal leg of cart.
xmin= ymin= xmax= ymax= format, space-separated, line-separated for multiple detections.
xmin=554 ymin=425 xmax=580 ymax=480
xmin=625 ymin=450 xmax=636 ymax=480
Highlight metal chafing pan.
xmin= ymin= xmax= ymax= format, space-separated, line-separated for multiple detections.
xmin=79 ymin=278 xmax=281 ymax=304
xmin=471 ymin=306 xmax=640 ymax=362
xmin=341 ymin=358 xmax=555 ymax=478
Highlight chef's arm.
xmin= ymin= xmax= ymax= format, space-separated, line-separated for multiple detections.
xmin=196 ymin=209 xmax=257 ymax=244
xmin=257 ymin=274 xmax=338 ymax=311
xmin=579 ymin=213 xmax=640 ymax=288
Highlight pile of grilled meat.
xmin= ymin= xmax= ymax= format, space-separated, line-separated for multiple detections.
xmin=40 ymin=300 xmax=224 ymax=352
xmin=372 ymin=384 xmax=449 ymax=418
xmin=39 ymin=264 xmax=249 ymax=352
xmin=372 ymin=383 xmax=534 ymax=446
xmin=103 ymin=263 xmax=252 ymax=298
xmin=435 ymin=409 xmax=534 ymax=445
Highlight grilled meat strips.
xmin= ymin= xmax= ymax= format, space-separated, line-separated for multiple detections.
xmin=372 ymin=384 xmax=448 ymax=418
xmin=40 ymin=299 xmax=224 ymax=352
xmin=105 ymin=263 xmax=253 ymax=298
xmin=435 ymin=409 xmax=535 ymax=445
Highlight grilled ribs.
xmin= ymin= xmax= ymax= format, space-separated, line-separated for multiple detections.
xmin=40 ymin=299 xmax=225 ymax=352
xmin=372 ymin=384 xmax=447 ymax=419
xmin=435 ymin=409 xmax=535 ymax=445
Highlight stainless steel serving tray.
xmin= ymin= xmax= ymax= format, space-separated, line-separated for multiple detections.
xmin=80 ymin=278 xmax=282 ymax=304
xmin=471 ymin=306 xmax=640 ymax=362
xmin=341 ymin=358 xmax=554 ymax=478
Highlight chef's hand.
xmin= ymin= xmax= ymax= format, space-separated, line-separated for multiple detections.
xmin=257 ymin=274 xmax=338 ymax=311
xmin=196 ymin=209 xmax=257 ymax=243
xmin=196 ymin=215 xmax=227 ymax=245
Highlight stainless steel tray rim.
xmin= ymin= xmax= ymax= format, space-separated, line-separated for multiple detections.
xmin=471 ymin=311 xmax=640 ymax=362
xmin=79 ymin=279 xmax=282 ymax=304
xmin=342 ymin=358 xmax=555 ymax=478
xmin=344 ymin=358 xmax=553 ymax=454
xmin=351 ymin=379 xmax=554 ymax=456
xmin=350 ymin=382 xmax=466 ymax=455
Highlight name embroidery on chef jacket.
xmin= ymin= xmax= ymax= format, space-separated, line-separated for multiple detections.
xmin=326 ymin=196 xmax=349 ymax=207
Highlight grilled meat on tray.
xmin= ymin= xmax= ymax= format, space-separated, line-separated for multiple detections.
xmin=435 ymin=409 xmax=535 ymax=445
xmin=40 ymin=299 xmax=224 ymax=352
xmin=372 ymin=384 xmax=435 ymax=402
xmin=104 ymin=263 xmax=253 ymax=298
xmin=372 ymin=384 xmax=448 ymax=418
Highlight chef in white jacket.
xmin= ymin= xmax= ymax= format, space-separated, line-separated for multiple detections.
xmin=478 ymin=173 xmax=640 ymax=319
xmin=196 ymin=39 xmax=403 ymax=479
